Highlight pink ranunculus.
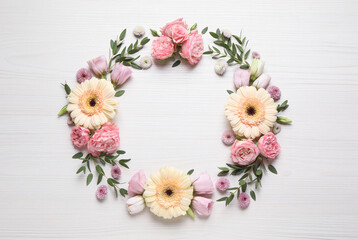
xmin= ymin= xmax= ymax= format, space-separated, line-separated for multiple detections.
xmin=70 ymin=126 xmax=90 ymax=148
xmin=233 ymin=69 xmax=251 ymax=88
xmin=160 ymin=18 xmax=187 ymax=38
xmin=192 ymin=196 xmax=214 ymax=216
xmin=128 ymin=170 xmax=147 ymax=196
xmin=87 ymin=122 xmax=120 ymax=157
xmin=111 ymin=63 xmax=132 ymax=86
xmin=193 ymin=172 xmax=214 ymax=195
xmin=258 ymin=132 xmax=280 ymax=159
xmin=231 ymin=139 xmax=260 ymax=166
xmin=87 ymin=55 xmax=108 ymax=78
xmin=179 ymin=30 xmax=204 ymax=65
xmin=151 ymin=36 xmax=175 ymax=60
xmin=172 ymin=25 xmax=189 ymax=44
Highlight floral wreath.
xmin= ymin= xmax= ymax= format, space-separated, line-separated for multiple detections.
xmin=58 ymin=18 xmax=292 ymax=220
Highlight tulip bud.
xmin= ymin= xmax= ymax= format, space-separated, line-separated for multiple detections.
xmin=111 ymin=63 xmax=132 ymax=87
xmin=250 ymin=58 xmax=265 ymax=80
xmin=192 ymin=172 xmax=214 ymax=195
xmin=233 ymin=69 xmax=250 ymax=88
xmin=87 ymin=55 xmax=108 ymax=78
xmin=252 ymin=73 xmax=271 ymax=89
xmin=192 ymin=196 xmax=214 ymax=216
xmin=128 ymin=170 xmax=146 ymax=196
xmin=276 ymin=116 xmax=292 ymax=124
xmin=126 ymin=196 xmax=145 ymax=215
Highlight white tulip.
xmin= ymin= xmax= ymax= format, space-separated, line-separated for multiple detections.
xmin=252 ymin=73 xmax=271 ymax=89
xmin=126 ymin=196 xmax=145 ymax=215
xmin=250 ymin=58 xmax=265 ymax=80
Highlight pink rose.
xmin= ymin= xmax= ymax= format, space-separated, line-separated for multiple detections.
xmin=111 ymin=63 xmax=132 ymax=86
xmin=160 ymin=18 xmax=187 ymax=38
xmin=87 ymin=122 xmax=120 ymax=157
xmin=172 ymin=25 xmax=189 ymax=44
xmin=233 ymin=69 xmax=251 ymax=88
xmin=231 ymin=139 xmax=260 ymax=166
xmin=193 ymin=172 xmax=214 ymax=195
xmin=151 ymin=36 xmax=175 ymax=60
xmin=179 ymin=30 xmax=204 ymax=65
xmin=258 ymin=132 xmax=280 ymax=159
xmin=192 ymin=196 xmax=214 ymax=216
xmin=128 ymin=170 xmax=147 ymax=196
xmin=87 ymin=55 xmax=108 ymax=78
xmin=70 ymin=126 xmax=90 ymax=148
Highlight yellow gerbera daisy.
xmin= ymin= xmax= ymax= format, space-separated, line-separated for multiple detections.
xmin=143 ymin=167 xmax=193 ymax=219
xmin=225 ymin=86 xmax=277 ymax=139
xmin=67 ymin=78 xmax=118 ymax=130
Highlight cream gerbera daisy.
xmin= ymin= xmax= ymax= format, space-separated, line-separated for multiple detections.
xmin=67 ymin=78 xmax=118 ymax=130
xmin=225 ymin=86 xmax=277 ymax=139
xmin=143 ymin=167 xmax=193 ymax=219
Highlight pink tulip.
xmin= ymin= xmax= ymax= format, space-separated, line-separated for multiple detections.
xmin=111 ymin=63 xmax=132 ymax=86
xmin=87 ymin=55 xmax=108 ymax=78
xmin=233 ymin=69 xmax=251 ymax=88
xmin=192 ymin=172 xmax=214 ymax=195
xmin=252 ymin=73 xmax=271 ymax=89
xmin=128 ymin=170 xmax=146 ymax=196
xmin=192 ymin=196 xmax=214 ymax=216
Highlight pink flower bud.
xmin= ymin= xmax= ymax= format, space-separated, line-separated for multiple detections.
xmin=111 ymin=63 xmax=132 ymax=86
xmin=87 ymin=55 xmax=108 ymax=78
xmin=233 ymin=69 xmax=251 ymax=88
xmin=252 ymin=73 xmax=271 ymax=89
xmin=128 ymin=170 xmax=147 ymax=196
xmin=192 ymin=172 xmax=214 ymax=195
xmin=192 ymin=196 xmax=214 ymax=216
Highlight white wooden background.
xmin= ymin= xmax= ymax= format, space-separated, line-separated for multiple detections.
xmin=0 ymin=0 xmax=357 ymax=239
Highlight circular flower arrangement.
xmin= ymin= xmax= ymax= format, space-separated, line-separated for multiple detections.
xmin=58 ymin=18 xmax=291 ymax=220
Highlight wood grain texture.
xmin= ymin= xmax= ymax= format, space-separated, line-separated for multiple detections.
xmin=0 ymin=0 xmax=357 ymax=239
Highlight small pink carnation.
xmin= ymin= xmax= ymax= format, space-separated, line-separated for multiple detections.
xmin=179 ymin=30 xmax=204 ymax=65
xmin=151 ymin=36 xmax=175 ymax=60
xmin=111 ymin=165 xmax=121 ymax=179
xmin=96 ymin=185 xmax=108 ymax=200
xmin=258 ymin=132 xmax=280 ymax=159
xmin=267 ymin=86 xmax=281 ymax=101
xmin=76 ymin=68 xmax=92 ymax=83
xmin=238 ymin=192 xmax=250 ymax=208
xmin=216 ymin=178 xmax=230 ymax=191
xmin=70 ymin=126 xmax=90 ymax=148
xmin=222 ymin=130 xmax=236 ymax=146
xmin=87 ymin=122 xmax=120 ymax=157
xmin=252 ymin=51 xmax=261 ymax=59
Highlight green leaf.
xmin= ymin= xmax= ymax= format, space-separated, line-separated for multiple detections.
xmin=57 ymin=105 xmax=68 ymax=116
xmin=110 ymin=39 xmax=115 ymax=49
xmin=190 ymin=23 xmax=197 ymax=31
xmin=242 ymin=182 xmax=247 ymax=192
xmin=240 ymin=64 xmax=250 ymax=69
xmin=268 ymin=165 xmax=278 ymax=174
xmin=187 ymin=169 xmax=194 ymax=175
xmin=114 ymin=187 xmax=118 ymax=198
xmin=119 ymin=158 xmax=131 ymax=163
xmin=119 ymin=29 xmax=126 ymax=40
xmin=250 ymin=190 xmax=256 ymax=201
xmin=244 ymin=49 xmax=251 ymax=60
xmin=64 ymin=84 xmax=71 ymax=95
xmin=116 ymin=150 xmax=126 ymax=154
xmin=231 ymin=169 xmax=243 ymax=175
xmin=115 ymin=90 xmax=125 ymax=97
xmin=97 ymin=174 xmax=103 ymax=185
xmin=140 ymin=37 xmax=150 ymax=45
xmin=203 ymin=50 xmax=213 ymax=55
xmin=239 ymin=180 xmax=246 ymax=186
xmin=214 ymin=40 xmax=229 ymax=49
xmin=86 ymin=173 xmax=93 ymax=185
xmin=201 ymin=27 xmax=208 ymax=34
xmin=95 ymin=165 xmax=104 ymax=174
xmin=119 ymin=188 xmax=128 ymax=197
xmin=277 ymin=100 xmax=289 ymax=112
xmin=255 ymin=169 xmax=262 ymax=176
xmin=216 ymin=28 xmax=221 ymax=36
xmin=227 ymin=90 xmax=234 ymax=94
xmin=186 ymin=207 xmax=195 ymax=218
xmin=130 ymin=62 xmax=142 ymax=70
xmin=118 ymin=160 xmax=129 ymax=169
xmin=218 ymin=167 xmax=229 ymax=172
xmin=209 ymin=32 xmax=219 ymax=39
xmin=277 ymin=116 xmax=292 ymax=124
xmin=226 ymin=163 xmax=241 ymax=169
xmin=107 ymin=178 xmax=114 ymax=187
xmin=218 ymin=171 xmax=229 ymax=176
xmin=172 ymin=60 xmax=181 ymax=67
xmin=76 ymin=166 xmax=86 ymax=174
xmin=150 ymin=29 xmax=160 ymax=37
xmin=226 ymin=193 xmax=234 ymax=206
xmin=217 ymin=197 xmax=227 ymax=202
xmin=72 ymin=152 xmax=83 ymax=159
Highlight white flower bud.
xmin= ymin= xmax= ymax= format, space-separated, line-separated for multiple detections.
xmin=126 ymin=196 xmax=145 ymax=215
xmin=222 ymin=29 xmax=232 ymax=39
xmin=250 ymin=58 xmax=265 ymax=80
xmin=252 ymin=73 xmax=271 ymax=89
xmin=214 ymin=59 xmax=228 ymax=76
xmin=133 ymin=26 xmax=145 ymax=38
xmin=139 ymin=56 xmax=152 ymax=69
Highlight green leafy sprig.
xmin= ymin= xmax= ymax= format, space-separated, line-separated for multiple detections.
xmin=73 ymin=150 xmax=130 ymax=198
xmin=217 ymin=157 xmax=277 ymax=206
xmin=108 ymin=29 xmax=150 ymax=70
xmin=204 ymin=29 xmax=251 ymax=69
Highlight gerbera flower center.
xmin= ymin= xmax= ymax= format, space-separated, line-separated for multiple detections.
xmin=89 ymin=98 xmax=96 ymax=107
xmin=246 ymin=106 xmax=256 ymax=116
xmin=165 ymin=189 xmax=173 ymax=196
xmin=78 ymin=90 xmax=104 ymax=116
